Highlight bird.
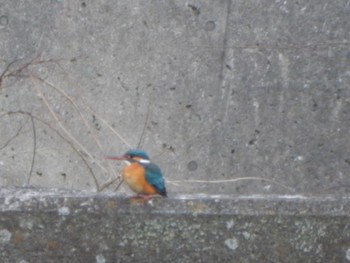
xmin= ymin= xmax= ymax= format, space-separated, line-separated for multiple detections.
xmin=106 ymin=149 xmax=167 ymax=200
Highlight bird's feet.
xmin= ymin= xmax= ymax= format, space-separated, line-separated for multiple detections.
xmin=130 ymin=194 xmax=155 ymax=204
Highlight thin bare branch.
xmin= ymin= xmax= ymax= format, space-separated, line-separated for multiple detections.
xmin=50 ymin=61 xmax=131 ymax=151
xmin=27 ymin=115 xmax=37 ymax=184
xmin=99 ymin=175 xmax=123 ymax=192
xmin=0 ymin=59 xmax=22 ymax=89
xmin=5 ymin=110 xmax=100 ymax=191
xmin=0 ymin=122 xmax=25 ymax=151
xmin=31 ymin=75 xmax=108 ymax=174
xmin=81 ymin=100 xmax=133 ymax=149
xmin=137 ymin=88 xmax=153 ymax=149
xmin=29 ymin=75 xmax=93 ymax=160
xmin=5 ymin=56 xmax=40 ymax=79
xmin=114 ymin=177 xmax=124 ymax=191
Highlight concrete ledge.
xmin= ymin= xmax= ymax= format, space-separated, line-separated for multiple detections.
xmin=0 ymin=187 xmax=349 ymax=262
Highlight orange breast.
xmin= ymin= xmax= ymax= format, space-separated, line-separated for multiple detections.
xmin=122 ymin=163 xmax=158 ymax=195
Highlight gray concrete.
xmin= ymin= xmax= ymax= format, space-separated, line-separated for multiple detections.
xmin=0 ymin=1 xmax=349 ymax=195
xmin=0 ymin=187 xmax=350 ymax=263
xmin=0 ymin=2 xmax=349 ymax=261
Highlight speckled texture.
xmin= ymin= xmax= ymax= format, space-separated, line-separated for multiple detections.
xmin=0 ymin=1 xmax=349 ymax=195
xmin=0 ymin=187 xmax=350 ymax=262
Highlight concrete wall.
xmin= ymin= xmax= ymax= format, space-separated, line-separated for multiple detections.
xmin=0 ymin=1 xmax=349 ymax=262
xmin=1 ymin=187 xmax=350 ymax=263
xmin=0 ymin=1 xmax=349 ymax=194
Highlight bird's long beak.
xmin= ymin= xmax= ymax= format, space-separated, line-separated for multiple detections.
xmin=105 ymin=156 xmax=127 ymax=161
xmin=105 ymin=155 xmax=131 ymax=165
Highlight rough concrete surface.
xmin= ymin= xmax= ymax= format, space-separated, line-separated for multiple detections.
xmin=0 ymin=1 xmax=348 ymax=195
xmin=0 ymin=187 xmax=350 ymax=263
xmin=0 ymin=1 xmax=349 ymax=261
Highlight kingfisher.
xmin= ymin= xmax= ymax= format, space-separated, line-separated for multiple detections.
xmin=106 ymin=149 xmax=167 ymax=200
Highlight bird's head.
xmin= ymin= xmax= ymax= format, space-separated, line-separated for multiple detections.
xmin=105 ymin=149 xmax=150 ymax=163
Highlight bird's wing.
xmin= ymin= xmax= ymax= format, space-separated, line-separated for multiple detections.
xmin=144 ymin=163 xmax=166 ymax=196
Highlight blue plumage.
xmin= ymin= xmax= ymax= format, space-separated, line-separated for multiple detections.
xmin=142 ymin=162 xmax=167 ymax=196
xmin=124 ymin=149 xmax=150 ymax=160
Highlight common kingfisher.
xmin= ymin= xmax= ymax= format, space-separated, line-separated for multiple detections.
xmin=106 ymin=149 xmax=167 ymax=200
